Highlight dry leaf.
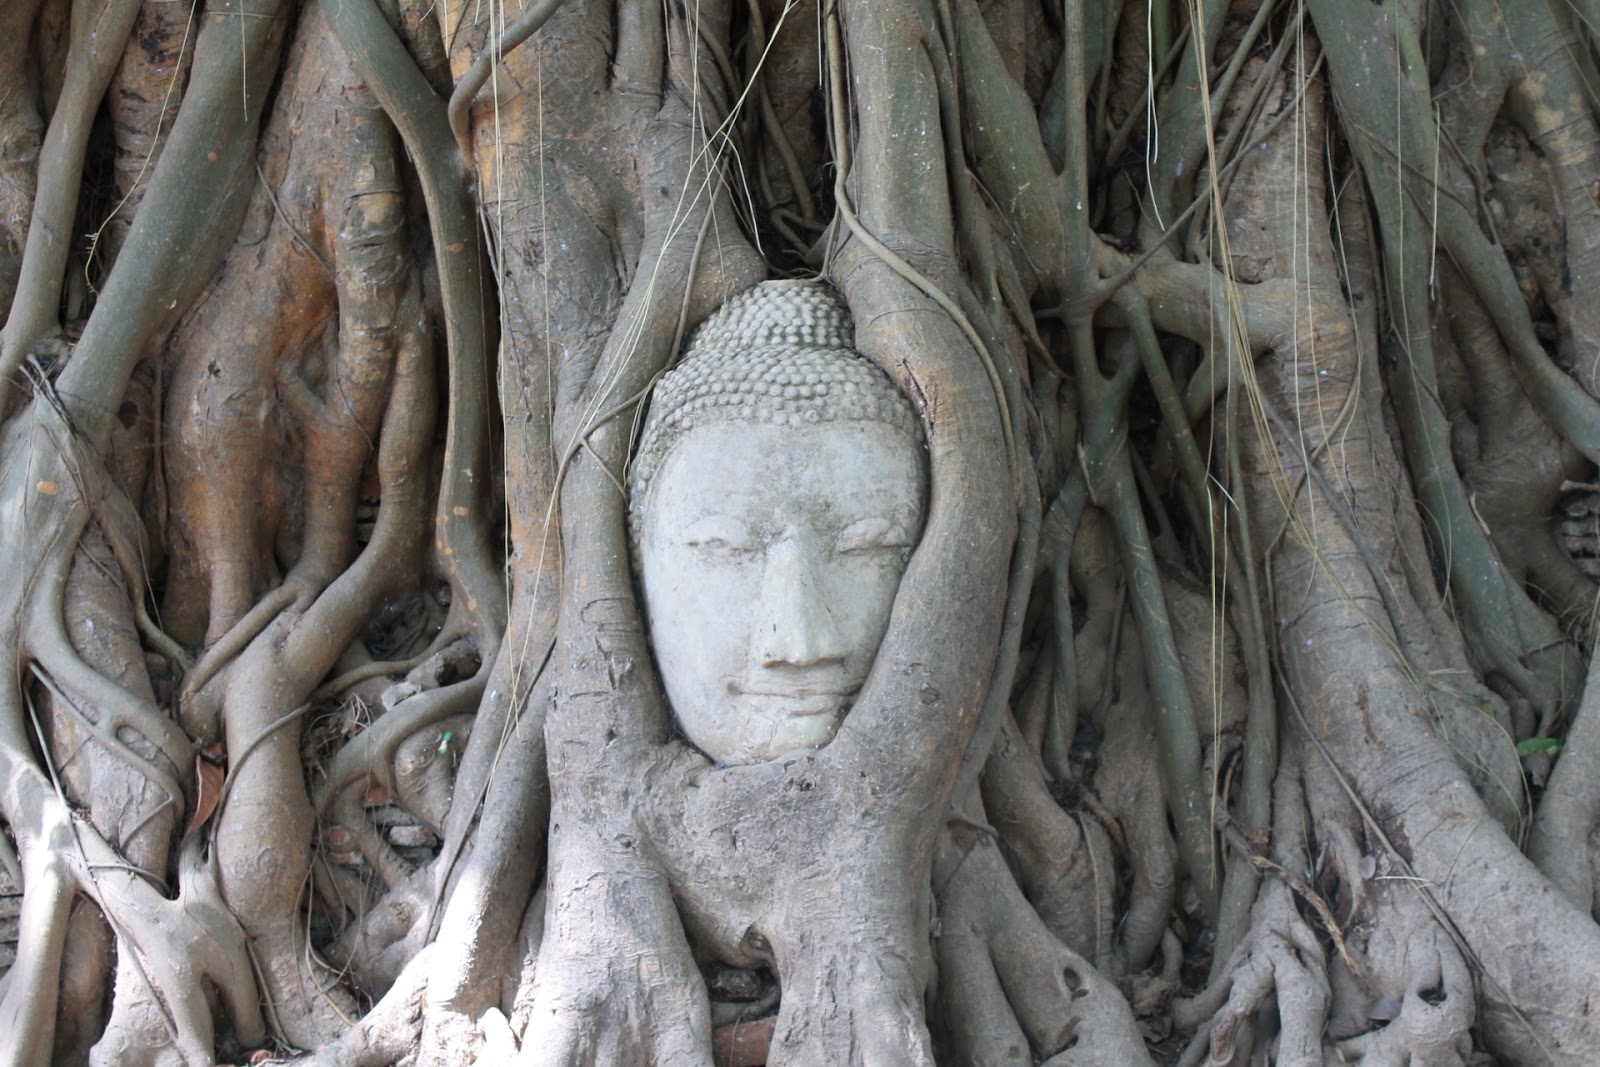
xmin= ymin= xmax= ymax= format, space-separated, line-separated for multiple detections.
xmin=186 ymin=752 xmax=226 ymax=838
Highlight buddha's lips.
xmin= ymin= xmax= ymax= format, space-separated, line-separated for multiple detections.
xmin=730 ymin=684 xmax=856 ymax=717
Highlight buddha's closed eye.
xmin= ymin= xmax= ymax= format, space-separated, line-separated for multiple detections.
xmin=680 ymin=516 xmax=755 ymax=556
xmin=835 ymin=515 xmax=915 ymax=555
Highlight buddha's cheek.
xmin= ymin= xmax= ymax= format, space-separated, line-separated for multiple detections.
xmin=640 ymin=549 xmax=761 ymax=748
xmin=821 ymin=555 xmax=907 ymax=680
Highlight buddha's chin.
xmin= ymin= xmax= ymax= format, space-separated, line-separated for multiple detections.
xmin=684 ymin=698 xmax=846 ymax=766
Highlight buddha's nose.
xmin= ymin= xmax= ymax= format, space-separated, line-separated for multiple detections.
xmin=753 ymin=534 xmax=846 ymax=668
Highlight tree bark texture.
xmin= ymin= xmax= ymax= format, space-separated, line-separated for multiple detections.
xmin=0 ymin=0 xmax=1599 ymax=1064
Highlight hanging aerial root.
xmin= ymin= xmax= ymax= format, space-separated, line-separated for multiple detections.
xmin=1310 ymin=0 xmax=1582 ymax=726
xmin=0 ymin=0 xmax=143 ymax=415
xmin=321 ymin=0 xmax=505 ymax=652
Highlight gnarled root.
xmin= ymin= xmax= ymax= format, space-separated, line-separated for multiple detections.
xmin=43 ymin=519 xmax=183 ymax=1063
xmin=765 ymin=921 xmax=936 ymax=1067
xmin=0 ymin=751 xmax=263 ymax=1067
xmin=91 ymin=959 xmax=188 ymax=1067
xmin=1531 ymin=638 xmax=1600 ymax=915
xmin=1174 ymin=739 xmax=1330 ymax=1067
xmin=982 ymin=712 xmax=1113 ymax=967
xmin=1334 ymin=920 xmax=1473 ymax=1067
xmin=0 ymin=405 xmax=257 ymax=1066
xmin=1173 ymin=879 xmax=1330 ymax=1067
xmin=415 ymin=675 xmax=551 ymax=1066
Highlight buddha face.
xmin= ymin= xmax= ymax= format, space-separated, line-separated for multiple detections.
xmin=637 ymin=419 xmax=925 ymax=765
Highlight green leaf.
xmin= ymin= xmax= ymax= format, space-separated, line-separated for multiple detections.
xmin=1516 ymin=737 xmax=1563 ymax=759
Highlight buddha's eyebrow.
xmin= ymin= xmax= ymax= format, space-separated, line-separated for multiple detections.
xmin=824 ymin=505 xmax=920 ymax=537
xmin=675 ymin=510 xmax=742 ymax=528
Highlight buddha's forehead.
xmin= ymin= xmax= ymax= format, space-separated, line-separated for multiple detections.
xmin=646 ymin=421 xmax=925 ymax=530
xmin=627 ymin=280 xmax=926 ymax=549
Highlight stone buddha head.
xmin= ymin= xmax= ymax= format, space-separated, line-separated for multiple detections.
xmin=628 ymin=280 xmax=928 ymax=765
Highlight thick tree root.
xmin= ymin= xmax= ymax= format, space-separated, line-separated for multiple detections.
xmin=1531 ymin=639 xmax=1600 ymax=914
xmin=15 ymin=3 xmax=1600 ymax=1065
xmin=0 ymin=0 xmax=44 ymax=314
xmin=289 ymin=947 xmax=430 ymax=1067
xmin=517 ymin=831 xmax=715 ymax=1067
xmin=982 ymin=714 xmax=1112 ymax=968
